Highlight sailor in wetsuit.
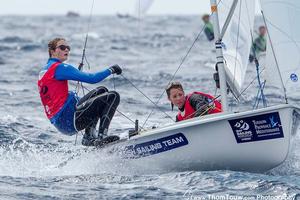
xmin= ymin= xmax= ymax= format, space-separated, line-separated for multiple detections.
xmin=166 ymin=81 xmax=222 ymax=122
xmin=38 ymin=38 xmax=122 ymax=146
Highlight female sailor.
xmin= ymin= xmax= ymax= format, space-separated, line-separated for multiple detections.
xmin=166 ymin=81 xmax=222 ymax=121
xmin=38 ymin=38 xmax=122 ymax=146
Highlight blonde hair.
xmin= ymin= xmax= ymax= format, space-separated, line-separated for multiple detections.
xmin=48 ymin=38 xmax=65 ymax=58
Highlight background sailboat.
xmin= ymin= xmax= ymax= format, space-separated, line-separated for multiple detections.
xmin=134 ymin=0 xmax=154 ymax=18
xmin=117 ymin=0 xmax=154 ymax=19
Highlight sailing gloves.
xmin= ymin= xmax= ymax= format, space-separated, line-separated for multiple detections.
xmin=109 ymin=64 xmax=122 ymax=75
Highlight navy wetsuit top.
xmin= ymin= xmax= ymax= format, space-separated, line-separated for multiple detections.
xmin=42 ymin=58 xmax=112 ymax=135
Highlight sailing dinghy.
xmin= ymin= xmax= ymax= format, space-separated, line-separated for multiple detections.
xmin=93 ymin=0 xmax=300 ymax=173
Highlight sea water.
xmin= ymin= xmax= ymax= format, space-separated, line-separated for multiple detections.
xmin=0 ymin=15 xmax=299 ymax=199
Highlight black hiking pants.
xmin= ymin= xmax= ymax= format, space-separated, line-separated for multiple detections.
xmin=74 ymin=86 xmax=120 ymax=135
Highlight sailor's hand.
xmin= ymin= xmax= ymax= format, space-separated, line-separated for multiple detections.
xmin=109 ymin=64 xmax=122 ymax=75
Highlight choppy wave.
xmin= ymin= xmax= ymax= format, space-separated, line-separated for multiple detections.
xmin=20 ymin=44 xmax=42 ymax=51
xmin=0 ymin=36 xmax=32 ymax=43
xmin=0 ymin=45 xmax=12 ymax=52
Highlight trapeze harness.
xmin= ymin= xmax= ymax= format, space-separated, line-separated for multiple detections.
xmin=177 ymin=92 xmax=222 ymax=121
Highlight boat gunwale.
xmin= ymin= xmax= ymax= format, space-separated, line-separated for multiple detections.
xmin=131 ymin=103 xmax=298 ymax=139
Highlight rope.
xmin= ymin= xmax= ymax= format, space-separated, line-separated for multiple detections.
xmin=141 ymin=22 xmax=208 ymax=128
xmin=237 ymin=67 xmax=265 ymax=100
xmin=120 ymin=74 xmax=175 ymax=122
xmin=182 ymin=95 xmax=222 ymax=120
xmin=75 ymin=0 xmax=95 ymax=95
xmin=140 ymin=1 xmax=224 ymax=128
xmin=244 ymin=0 xmax=268 ymax=108
xmin=74 ymin=0 xmax=95 ymax=144
xmin=74 ymin=88 xmax=146 ymax=133
xmin=75 ymin=83 xmax=144 ymax=129
xmin=261 ymin=10 xmax=288 ymax=104
xmin=253 ymin=80 xmax=266 ymax=109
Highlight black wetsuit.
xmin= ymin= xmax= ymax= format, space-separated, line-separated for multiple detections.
xmin=75 ymin=86 xmax=120 ymax=137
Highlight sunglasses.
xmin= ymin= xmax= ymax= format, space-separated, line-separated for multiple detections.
xmin=56 ymin=45 xmax=71 ymax=51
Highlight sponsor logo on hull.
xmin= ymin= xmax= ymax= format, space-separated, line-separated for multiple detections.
xmin=123 ymin=133 xmax=188 ymax=158
xmin=229 ymin=112 xmax=284 ymax=143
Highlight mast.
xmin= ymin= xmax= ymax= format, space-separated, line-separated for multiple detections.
xmin=210 ymin=0 xmax=229 ymax=112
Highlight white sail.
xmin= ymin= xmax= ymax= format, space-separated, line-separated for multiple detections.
xmin=134 ymin=0 xmax=154 ymax=17
xmin=218 ymin=0 xmax=256 ymax=95
xmin=260 ymin=0 xmax=300 ymax=99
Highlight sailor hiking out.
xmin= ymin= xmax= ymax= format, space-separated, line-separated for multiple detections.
xmin=38 ymin=38 xmax=122 ymax=146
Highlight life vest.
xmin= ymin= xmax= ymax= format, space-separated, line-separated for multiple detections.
xmin=177 ymin=92 xmax=222 ymax=121
xmin=38 ymin=62 xmax=68 ymax=119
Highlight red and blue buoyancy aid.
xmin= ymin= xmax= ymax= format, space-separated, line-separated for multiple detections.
xmin=38 ymin=62 xmax=69 ymax=119
xmin=177 ymin=92 xmax=222 ymax=121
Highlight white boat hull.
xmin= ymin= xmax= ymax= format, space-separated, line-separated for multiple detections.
xmin=103 ymin=104 xmax=299 ymax=172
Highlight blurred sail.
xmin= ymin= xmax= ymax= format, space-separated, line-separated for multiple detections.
xmin=218 ymin=0 xmax=255 ymax=95
xmin=260 ymin=0 xmax=300 ymax=99
xmin=134 ymin=0 xmax=154 ymax=17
